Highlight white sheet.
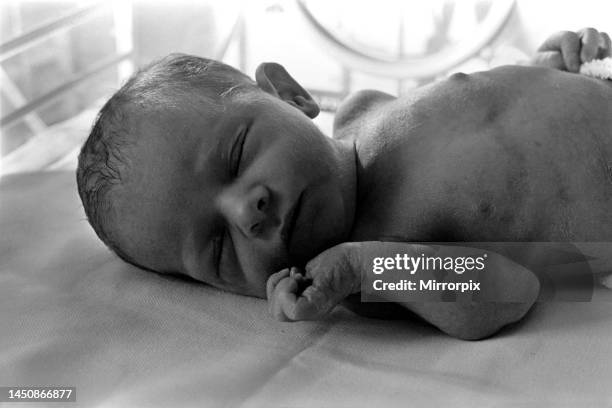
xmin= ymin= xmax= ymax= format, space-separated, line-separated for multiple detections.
xmin=1 ymin=171 xmax=611 ymax=407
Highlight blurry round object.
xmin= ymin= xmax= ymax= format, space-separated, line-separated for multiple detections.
xmin=295 ymin=0 xmax=515 ymax=78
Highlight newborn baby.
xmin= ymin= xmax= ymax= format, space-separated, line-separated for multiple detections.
xmin=77 ymin=28 xmax=612 ymax=339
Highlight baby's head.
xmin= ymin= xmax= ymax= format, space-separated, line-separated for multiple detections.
xmin=77 ymin=54 xmax=356 ymax=297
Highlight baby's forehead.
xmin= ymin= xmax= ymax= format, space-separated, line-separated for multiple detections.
xmin=127 ymin=91 xmax=260 ymax=176
xmin=131 ymin=104 xmax=216 ymax=146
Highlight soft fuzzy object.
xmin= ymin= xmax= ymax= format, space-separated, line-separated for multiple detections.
xmin=579 ymin=57 xmax=612 ymax=80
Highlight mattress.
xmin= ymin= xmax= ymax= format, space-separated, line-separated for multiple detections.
xmin=1 ymin=170 xmax=612 ymax=407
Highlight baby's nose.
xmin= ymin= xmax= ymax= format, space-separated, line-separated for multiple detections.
xmin=222 ymin=184 xmax=273 ymax=238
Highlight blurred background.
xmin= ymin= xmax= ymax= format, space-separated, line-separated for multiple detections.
xmin=1 ymin=0 xmax=611 ymax=176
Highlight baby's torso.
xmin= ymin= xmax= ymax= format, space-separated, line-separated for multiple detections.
xmin=335 ymin=65 xmax=612 ymax=245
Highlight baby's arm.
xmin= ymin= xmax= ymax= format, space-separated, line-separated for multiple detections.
xmin=267 ymin=242 xmax=540 ymax=340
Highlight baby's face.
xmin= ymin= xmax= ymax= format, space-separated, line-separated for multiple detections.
xmin=114 ymin=90 xmax=355 ymax=297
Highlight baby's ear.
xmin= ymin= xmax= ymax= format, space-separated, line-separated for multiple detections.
xmin=255 ymin=62 xmax=320 ymax=118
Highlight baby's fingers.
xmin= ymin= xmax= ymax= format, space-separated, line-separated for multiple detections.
xmin=268 ymin=278 xmax=333 ymax=321
xmin=538 ymin=31 xmax=580 ymax=72
xmin=299 ymin=284 xmax=337 ymax=318
xmin=267 ymin=268 xmax=290 ymax=301
xmin=280 ymin=285 xmax=332 ymax=321
xmin=268 ymin=275 xmax=299 ymax=321
xmin=578 ymin=28 xmax=601 ymax=63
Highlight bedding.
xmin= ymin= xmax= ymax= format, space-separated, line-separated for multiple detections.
xmin=1 ymin=103 xmax=101 ymax=176
xmin=1 ymin=170 xmax=612 ymax=407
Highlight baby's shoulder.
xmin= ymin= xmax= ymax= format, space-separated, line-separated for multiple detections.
xmin=332 ymin=89 xmax=396 ymax=141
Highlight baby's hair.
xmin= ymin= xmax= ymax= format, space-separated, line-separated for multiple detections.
xmin=76 ymin=54 xmax=256 ymax=267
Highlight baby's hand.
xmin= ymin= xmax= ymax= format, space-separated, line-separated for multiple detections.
xmin=532 ymin=28 xmax=611 ymax=72
xmin=266 ymin=243 xmax=362 ymax=321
